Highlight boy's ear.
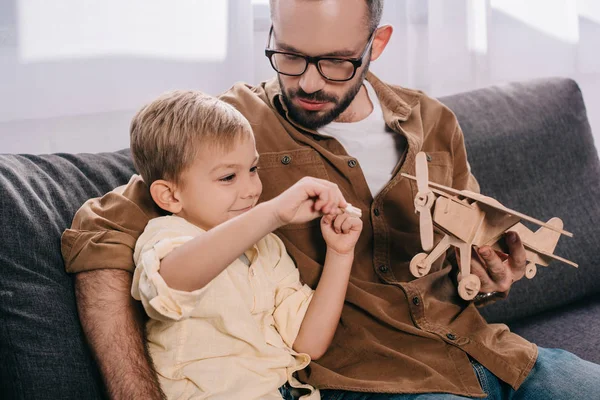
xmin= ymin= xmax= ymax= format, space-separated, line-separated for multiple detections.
xmin=150 ymin=180 xmax=182 ymax=214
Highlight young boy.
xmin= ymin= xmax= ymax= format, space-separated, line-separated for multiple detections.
xmin=129 ymin=90 xmax=363 ymax=399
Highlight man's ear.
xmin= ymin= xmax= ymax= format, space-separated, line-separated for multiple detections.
xmin=370 ymin=24 xmax=393 ymax=62
xmin=150 ymin=180 xmax=182 ymax=214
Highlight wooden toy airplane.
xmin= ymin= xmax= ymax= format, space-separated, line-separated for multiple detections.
xmin=401 ymin=152 xmax=578 ymax=301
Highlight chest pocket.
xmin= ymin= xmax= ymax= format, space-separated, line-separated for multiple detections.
xmin=408 ymin=151 xmax=453 ymax=191
xmin=258 ymin=148 xmax=330 ymax=228
xmin=405 ymin=150 xmax=453 ymax=239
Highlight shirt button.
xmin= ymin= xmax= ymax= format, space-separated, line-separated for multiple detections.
xmin=374 ymin=208 xmax=380 ymax=216
xmin=348 ymin=159 xmax=357 ymax=168
xmin=379 ymin=265 xmax=389 ymax=273
xmin=412 ymin=296 xmax=420 ymax=306
xmin=426 ymin=153 xmax=432 ymax=162
xmin=281 ymin=155 xmax=292 ymax=165
xmin=447 ymin=333 xmax=457 ymax=341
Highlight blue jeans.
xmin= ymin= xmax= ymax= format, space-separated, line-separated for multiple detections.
xmin=320 ymin=348 xmax=600 ymax=400
xmin=280 ymin=383 xmax=295 ymax=400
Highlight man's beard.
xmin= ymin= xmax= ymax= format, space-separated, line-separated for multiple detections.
xmin=279 ymin=64 xmax=369 ymax=131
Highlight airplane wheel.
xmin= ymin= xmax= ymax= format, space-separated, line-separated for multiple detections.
xmin=409 ymin=253 xmax=430 ymax=278
xmin=458 ymin=274 xmax=481 ymax=301
xmin=525 ymin=263 xmax=537 ymax=279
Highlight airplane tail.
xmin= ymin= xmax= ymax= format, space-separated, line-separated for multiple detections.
xmin=511 ymin=218 xmax=577 ymax=268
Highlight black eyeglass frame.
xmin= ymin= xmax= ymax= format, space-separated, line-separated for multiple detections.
xmin=264 ymin=26 xmax=377 ymax=82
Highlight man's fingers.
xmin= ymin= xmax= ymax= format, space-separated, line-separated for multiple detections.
xmin=478 ymin=246 xmax=504 ymax=280
xmin=505 ymin=231 xmax=527 ymax=277
xmin=478 ymin=246 xmax=513 ymax=292
xmin=469 ymin=261 xmax=496 ymax=293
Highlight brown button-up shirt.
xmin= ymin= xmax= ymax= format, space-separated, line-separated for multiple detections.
xmin=61 ymin=73 xmax=537 ymax=397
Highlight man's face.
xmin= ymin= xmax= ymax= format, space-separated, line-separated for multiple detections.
xmin=271 ymin=0 xmax=374 ymax=130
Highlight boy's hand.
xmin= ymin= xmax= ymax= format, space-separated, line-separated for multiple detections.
xmin=269 ymin=177 xmax=348 ymax=226
xmin=321 ymin=213 xmax=363 ymax=256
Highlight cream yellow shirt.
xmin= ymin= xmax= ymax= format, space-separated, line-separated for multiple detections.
xmin=132 ymin=216 xmax=319 ymax=399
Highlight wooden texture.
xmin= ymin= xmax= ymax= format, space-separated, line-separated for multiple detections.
xmin=401 ymin=152 xmax=577 ymax=301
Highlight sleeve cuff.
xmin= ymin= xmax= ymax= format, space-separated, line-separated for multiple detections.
xmin=62 ymin=229 xmax=137 ymax=274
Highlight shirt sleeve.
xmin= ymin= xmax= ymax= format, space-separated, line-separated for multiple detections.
xmin=266 ymin=234 xmax=314 ymax=349
xmin=451 ymin=123 xmax=480 ymax=193
xmin=131 ymin=235 xmax=201 ymax=321
xmin=61 ymin=175 xmax=163 ymax=274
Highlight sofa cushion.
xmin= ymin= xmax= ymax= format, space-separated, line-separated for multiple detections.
xmin=508 ymin=294 xmax=600 ymax=364
xmin=0 ymin=150 xmax=135 ymax=399
xmin=440 ymin=78 xmax=600 ymax=323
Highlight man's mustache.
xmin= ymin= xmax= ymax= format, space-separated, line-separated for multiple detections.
xmin=289 ymin=89 xmax=337 ymax=103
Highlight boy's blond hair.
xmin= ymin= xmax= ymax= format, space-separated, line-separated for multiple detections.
xmin=130 ymin=90 xmax=252 ymax=186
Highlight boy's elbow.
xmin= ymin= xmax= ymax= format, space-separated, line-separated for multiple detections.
xmin=293 ymin=343 xmax=327 ymax=361
xmin=308 ymin=349 xmax=326 ymax=361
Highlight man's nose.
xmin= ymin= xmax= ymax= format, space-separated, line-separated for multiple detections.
xmin=299 ymin=63 xmax=326 ymax=94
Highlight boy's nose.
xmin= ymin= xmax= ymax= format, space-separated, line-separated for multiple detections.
xmin=241 ymin=182 xmax=260 ymax=199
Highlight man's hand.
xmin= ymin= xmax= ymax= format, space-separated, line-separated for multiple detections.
xmin=467 ymin=231 xmax=527 ymax=297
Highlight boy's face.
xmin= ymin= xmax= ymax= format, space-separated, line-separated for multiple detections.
xmin=176 ymin=134 xmax=262 ymax=230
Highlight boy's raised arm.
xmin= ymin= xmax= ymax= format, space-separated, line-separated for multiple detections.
xmin=158 ymin=176 xmax=348 ymax=292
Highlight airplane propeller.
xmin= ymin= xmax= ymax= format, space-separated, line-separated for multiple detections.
xmin=414 ymin=152 xmax=435 ymax=251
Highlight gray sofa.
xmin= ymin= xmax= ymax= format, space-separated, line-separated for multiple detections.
xmin=1 ymin=78 xmax=599 ymax=398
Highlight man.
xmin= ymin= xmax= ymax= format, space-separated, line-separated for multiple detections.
xmin=62 ymin=0 xmax=600 ymax=399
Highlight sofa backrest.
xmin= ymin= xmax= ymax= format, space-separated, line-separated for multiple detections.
xmin=440 ymin=78 xmax=600 ymax=323
xmin=0 ymin=150 xmax=135 ymax=398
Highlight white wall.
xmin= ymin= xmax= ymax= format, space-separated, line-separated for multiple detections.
xmin=2 ymin=0 xmax=599 ymax=154
xmin=0 ymin=0 xmax=253 ymax=154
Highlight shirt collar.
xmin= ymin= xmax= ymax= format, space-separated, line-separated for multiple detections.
xmin=263 ymin=71 xmax=416 ymax=130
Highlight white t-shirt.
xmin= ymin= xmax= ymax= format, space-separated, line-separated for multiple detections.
xmin=318 ymin=81 xmax=405 ymax=197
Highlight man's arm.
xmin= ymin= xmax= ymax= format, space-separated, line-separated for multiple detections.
xmin=75 ymin=269 xmax=165 ymax=400
xmin=450 ymin=123 xmax=527 ymax=302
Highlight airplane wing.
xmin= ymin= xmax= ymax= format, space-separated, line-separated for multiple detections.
xmin=401 ymin=173 xmax=573 ymax=238
xmin=523 ymin=242 xmax=579 ymax=268
xmin=400 ymin=173 xmax=475 ymax=209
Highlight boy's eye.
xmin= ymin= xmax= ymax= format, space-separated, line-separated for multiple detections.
xmin=219 ymin=174 xmax=235 ymax=182
xmin=250 ymin=166 xmax=259 ymax=173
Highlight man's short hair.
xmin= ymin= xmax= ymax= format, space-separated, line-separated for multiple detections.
xmin=130 ymin=90 xmax=252 ymax=186
xmin=270 ymin=0 xmax=384 ymax=33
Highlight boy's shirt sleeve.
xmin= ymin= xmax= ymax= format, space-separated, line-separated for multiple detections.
xmin=131 ymin=216 xmax=208 ymax=321
xmin=266 ymin=234 xmax=314 ymax=349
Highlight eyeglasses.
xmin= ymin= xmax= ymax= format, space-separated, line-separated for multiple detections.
xmin=264 ymin=26 xmax=376 ymax=82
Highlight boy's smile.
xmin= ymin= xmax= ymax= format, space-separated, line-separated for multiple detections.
xmin=175 ymin=134 xmax=262 ymax=230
